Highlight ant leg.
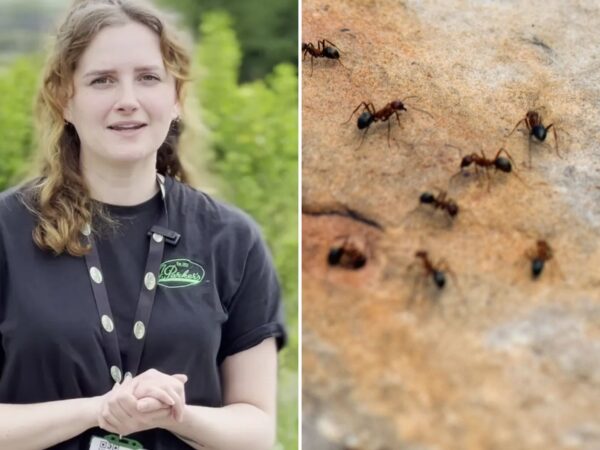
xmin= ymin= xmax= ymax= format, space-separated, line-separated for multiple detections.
xmin=410 ymin=105 xmax=434 ymax=119
xmin=366 ymin=102 xmax=377 ymax=116
xmin=343 ymin=102 xmax=371 ymax=124
xmin=355 ymin=126 xmax=370 ymax=150
xmin=395 ymin=111 xmax=402 ymax=128
xmin=387 ymin=120 xmax=392 ymax=149
xmin=322 ymin=39 xmax=341 ymax=52
xmin=310 ymin=56 xmax=314 ymax=77
xmin=546 ymin=124 xmax=562 ymax=159
xmin=508 ymin=118 xmax=527 ymax=137
xmin=495 ymin=147 xmax=516 ymax=165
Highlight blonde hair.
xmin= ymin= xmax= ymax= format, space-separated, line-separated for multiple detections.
xmin=28 ymin=0 xmax=192 ymax=256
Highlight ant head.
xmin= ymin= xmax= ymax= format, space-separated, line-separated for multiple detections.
xmin=433 ymin=270 xmax=446 ymax=288
xmin=391 ymin=100 xmax=407 ymax=111
xmin=357 ymin=111 xmax=373 ymax=129
xmin=532 ymin=124 xmax=547 ymax=141
xmin=419 ymin=192 xmax=435 ymax=204
xmin=495 ymin=157 xmax=512 ymax=173
xmin=460 ymin=155 xmax=474 ymax=168
xmin=301 ymin=43 xmax=308 ymax=50
xmin=447 ymin=202 xmax=459 ymax=217
xmin=324 ymin=47 xmax=340 ymax=59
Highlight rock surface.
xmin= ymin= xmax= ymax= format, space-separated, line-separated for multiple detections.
xmin=302 ymin=1 xmax=600 ymax=449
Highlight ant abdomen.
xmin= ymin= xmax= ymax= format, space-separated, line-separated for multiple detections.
xmin=531 ymin=259 xmax=545 ymax=278
xmin=494 ymin=157 xmax=512 ymax=173
xmin=357 ymin=112 xmax=373 ymax=129
xmin=323 ymin=47 xmax=340 ymax=59
xmin=433 ymin=270 xmax=446 ymax=288
xmin=532 ymin=124 xmax=547 ymax=141
xmin=419 ymin=192 xmax=436 ymax=204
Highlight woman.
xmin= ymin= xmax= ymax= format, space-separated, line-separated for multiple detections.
xmin=0 ymin=0 xmax=286 ymax=449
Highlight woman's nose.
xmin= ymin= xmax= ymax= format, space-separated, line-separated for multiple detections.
xmin=115 ymin=83 xmax=140 ymax=112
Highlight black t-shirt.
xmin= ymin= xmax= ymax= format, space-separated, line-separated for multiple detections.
xmin=0 ymin=176 xmax=286 ymax=449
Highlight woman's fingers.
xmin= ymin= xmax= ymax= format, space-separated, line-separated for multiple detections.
xmin=128 ymin=370 xmax=189 ymax=423
xmin=136 ymin=385 xmax=176 ymax=406
xmin=165 ymin=385 xmax=184 ymax=422
xmin=172 ymin=374 xmax=188 ymax=383
xmin=137 ymin=396 xmax=169 ymax=413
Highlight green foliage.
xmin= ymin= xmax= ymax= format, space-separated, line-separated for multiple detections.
xmin=195 ymin=12 xmax=298 ymax=449
xmin=155 ymin=0 xmax=297 ymax=81
xmin=0 ymin=56 xmax=40 ymax=191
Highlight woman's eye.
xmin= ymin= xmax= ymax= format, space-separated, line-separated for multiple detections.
xmin=140 ymin=74 xmax=160 ymax=82
xmin=91 ymin=77 xmax=113 ymax=85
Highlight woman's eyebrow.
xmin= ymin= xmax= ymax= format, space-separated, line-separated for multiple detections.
xmin=83 ymin=66 xmax=164 ymax=78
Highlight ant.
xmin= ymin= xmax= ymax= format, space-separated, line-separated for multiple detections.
xmin=508 ymin=110 xmax=560 ymax=167
xmin=525 ymin=239 xmax=554 ymax=279
xmin=451 ymin=147 xmax=524 ymax=191
xmin=302 ymin=39 xmax=345 ymax=76
xmin=327 ymin=236 xmax=367 ymax=270
xmin=413 ymin=250 xmax=451 ymax=289
xmin=344 ymin=97 xmax=432 ymax=149
xmin=419 ymin=190 xmax=459 ymax=219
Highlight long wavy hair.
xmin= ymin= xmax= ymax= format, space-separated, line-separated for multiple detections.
xmin=26 ymin=0 xmax=191 ymax=256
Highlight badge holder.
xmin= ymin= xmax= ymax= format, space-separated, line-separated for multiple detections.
xmin=89 ymin=434 xmax=146 ymax=450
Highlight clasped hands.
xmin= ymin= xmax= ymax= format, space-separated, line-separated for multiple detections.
xmin=97 ymin=368 xmax=188 ymax=436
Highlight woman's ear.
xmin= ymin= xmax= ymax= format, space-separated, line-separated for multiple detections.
xmin=63 ymin=101 xmax=73 ymax=123
xmin=172 ymin=101 xmax=181 ymax=121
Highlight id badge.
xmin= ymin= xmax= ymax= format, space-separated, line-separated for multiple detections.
xmin=89 ymin=434 xmax=146 ymax=450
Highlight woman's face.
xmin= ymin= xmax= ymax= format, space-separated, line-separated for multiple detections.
xmin=64 ymin=21 xmax=179 ymax=169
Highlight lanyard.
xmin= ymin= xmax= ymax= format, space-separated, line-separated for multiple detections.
xmin=82 ymin=174 xmax=180 ymax=384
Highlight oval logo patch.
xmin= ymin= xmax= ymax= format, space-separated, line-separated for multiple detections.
xmin=158 ymin=259 xmax=206 ymax=288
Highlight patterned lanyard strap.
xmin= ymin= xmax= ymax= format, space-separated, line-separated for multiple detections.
xmin=82 ymin=174 xmax=180 ymax=384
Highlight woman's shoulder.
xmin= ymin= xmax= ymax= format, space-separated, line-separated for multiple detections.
xmin=0 ymin=183 xmax=32 ymax=222
xmin=167 ymin=177 xmax=263 ymax=242
xmin=0 ymin=180 xmax=35 ymax=232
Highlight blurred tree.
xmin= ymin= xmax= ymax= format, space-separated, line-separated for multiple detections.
xmin=0 ymin=56 xmax=40 ymax=191
xmin=195 ymin=11 xmax=298 ymax=449
xmin=154 ymin=0 xmax=297 ymax=81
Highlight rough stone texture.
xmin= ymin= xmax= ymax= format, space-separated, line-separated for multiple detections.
xmin=302 ymin=1 xmax=600 ymax=449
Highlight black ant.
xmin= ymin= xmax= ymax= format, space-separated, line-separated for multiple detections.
xmin=344 ymin=98 xmax=432 ymax=149
xmin=302 ymin=39 xmax=345 ymax=76
xmin=419 ymin=190 xmax=459 ymax=219
xmin=414 ymin=250 xmax=451 ymax=289
xmin=327 ymin=236 xmax=367 ymax=270
xmin=525 ymin=239 xmax=554 ymax=279
xmin=508 ymin=110 xmax=560 ymax=167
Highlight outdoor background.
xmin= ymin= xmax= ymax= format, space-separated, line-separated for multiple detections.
xmin=0 ymin=0 xmax=298 ymax=448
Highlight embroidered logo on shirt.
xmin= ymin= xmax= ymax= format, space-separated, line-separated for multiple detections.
xmin=158 ymin=258 xmax=206 ymax=288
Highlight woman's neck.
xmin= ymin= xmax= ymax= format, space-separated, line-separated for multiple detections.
xmin=81 ymin=159 xmax=159 ymax=206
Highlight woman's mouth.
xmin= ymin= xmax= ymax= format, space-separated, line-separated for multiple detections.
xmin=107 ymin=123 xmax=147 ymax=136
